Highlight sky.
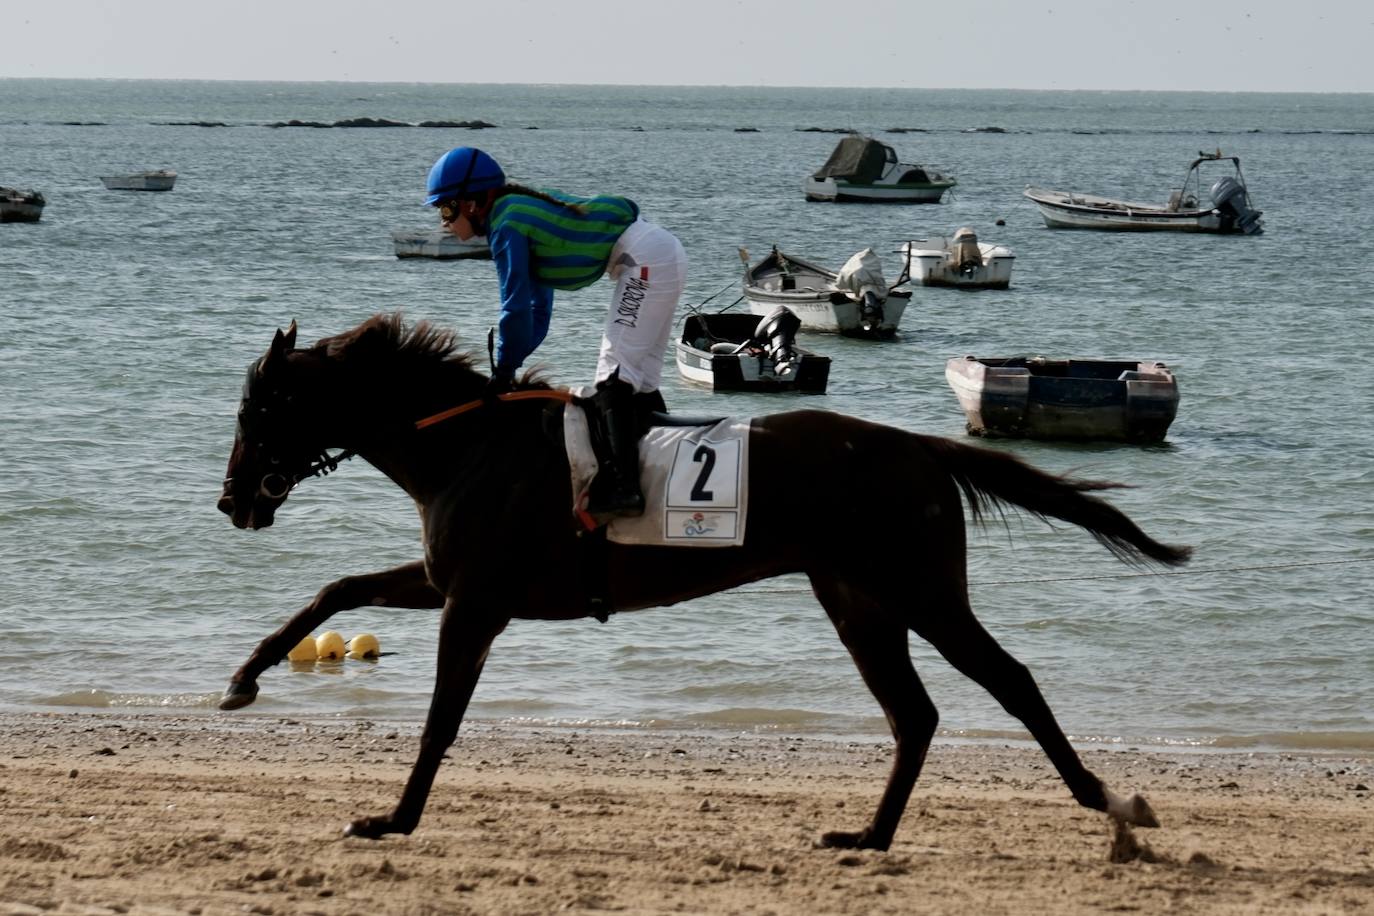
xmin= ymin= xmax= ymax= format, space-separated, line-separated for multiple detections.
xmin=2 ymin=0 xmax=1370 ymax=92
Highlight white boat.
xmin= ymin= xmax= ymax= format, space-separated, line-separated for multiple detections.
xmin=100 ymin=169 xmax=177 ymax=191
xmin=1 ymin=186 xmax=45 ymax=223
xmin=742 ymin=246 xmax=911 ymax=338
xmin=675 ymin=309 xmax=830 ymax=393
xmin=900 ymin=228 xmax=1014 ymax=289
xmin=391 ymin=229 xmax=491 ymax=260
xmin=945 ymin=355 xmax=1180 ymax=442
xmin=1023 ymin=152 xmax=1262 ymax=234
xmin=803 ymin=135 xmax=956 ymax=203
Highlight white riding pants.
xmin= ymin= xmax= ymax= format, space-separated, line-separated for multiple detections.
xmin=596 ymin=218 xmax=687 ymax=393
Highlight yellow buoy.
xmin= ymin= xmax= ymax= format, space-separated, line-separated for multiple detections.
xmin=286 ymin=634 xmax=318 ymax=662
xmin=315 ymin=630 xmax=346 ymax=660
xmin=347 ymin=633 xmax=381 ymax=660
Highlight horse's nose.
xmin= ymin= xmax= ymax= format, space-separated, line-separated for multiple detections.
xmin=217 ymin=493 xmax=235 ymax=516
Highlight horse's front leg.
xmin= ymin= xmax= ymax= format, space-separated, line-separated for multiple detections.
xmin=346 ymin=601 xmax=508 ymax=839
xmin=220 ymin=560 xmax=442 ymax=710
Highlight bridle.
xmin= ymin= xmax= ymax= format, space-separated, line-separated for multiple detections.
xmin=228 ymin=357 xmax=356 ymax=501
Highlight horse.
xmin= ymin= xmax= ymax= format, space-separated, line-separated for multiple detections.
xmin=216 ymin=313 xmax=1190 ymax=850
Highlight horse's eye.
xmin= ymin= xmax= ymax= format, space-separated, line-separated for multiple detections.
xmin=269 ymin=456 xmax=281 ymax=466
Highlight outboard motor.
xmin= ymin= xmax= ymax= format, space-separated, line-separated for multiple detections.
xmin=951 ymin=227 xmax=984 ymax=274
xmin=749 ymin=306 xmax=802 ymax=377
xmin=857 ymin=291 xmax=884 ymax=334
xmin=833 ymin=247 xmax=889 ymax=333
xmin=1210 ymin=176 xmax=1263 ymax=234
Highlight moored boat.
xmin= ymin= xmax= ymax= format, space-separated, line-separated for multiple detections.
xmin=742 ymin=246 xmax=911 ymax=338
xmin=1 ymin=186 xmax=45 ymax=223
xmin=392 ymin=229 xmax=491 ymax=260
xmin=945 ymin=355 xmax=1180 ymax=442
xmin=804 ymin=135 xmax=956 ymax=203
xmin=1023 ymin=152 xmax=1262 ymax=234
xmin=675 ymin=308 xmax=830 ymax=393
xmin=901 ymin=228 xmax=1014 ymax=289
xmin=100 ymin=169 xmax=177 ymax=191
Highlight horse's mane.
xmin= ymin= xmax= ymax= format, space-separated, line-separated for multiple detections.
xmin=313 ymin=313 xmax=550 ymax=390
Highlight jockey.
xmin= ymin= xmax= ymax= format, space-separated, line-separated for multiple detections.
xmin=425 ymin=146 xmax=687 ymax=519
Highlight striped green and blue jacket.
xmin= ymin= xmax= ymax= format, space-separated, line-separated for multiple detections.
xmin=488 ymin=190 xmax=639 ymax=373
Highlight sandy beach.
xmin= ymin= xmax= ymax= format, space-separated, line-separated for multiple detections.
xmin=1 ymin=713 xmax=1370 ymax=916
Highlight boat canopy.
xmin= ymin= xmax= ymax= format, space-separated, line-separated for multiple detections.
xmin=812 ymin=136 xmax=895 ymax=183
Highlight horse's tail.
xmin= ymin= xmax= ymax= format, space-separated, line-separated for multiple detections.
xmin=918 ymin=434 xmax=1192 ymax=567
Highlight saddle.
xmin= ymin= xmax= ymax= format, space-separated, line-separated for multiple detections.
xmin=553 ymin=395 xmax=742 ymax=623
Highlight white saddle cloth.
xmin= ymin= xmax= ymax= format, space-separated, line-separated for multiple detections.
xmin=564 ymin=395 xmax=750 ymax=547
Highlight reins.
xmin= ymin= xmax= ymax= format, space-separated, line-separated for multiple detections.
xmin=257 ymin=389 xmax=577 ymax=497
xmin=414 ymin=389 xmax=575 ymax=430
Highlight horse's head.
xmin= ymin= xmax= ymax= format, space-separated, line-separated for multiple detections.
xmin=217 ymin=321 xmax=338 ymax=530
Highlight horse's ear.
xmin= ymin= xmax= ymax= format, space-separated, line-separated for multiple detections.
xmin=260 ymin=320 xmax=298 ymax=376
xmin=276 ymin=320 xmax=298 ymax=353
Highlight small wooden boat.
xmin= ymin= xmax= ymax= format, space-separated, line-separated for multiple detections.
xmin=804 ymin=135 xmax=956 ymax=203
xmin=742 ymin=246 xmax=911 ymax=338
xmin=1024 ymin=152 xmax=1262 ymax=234
xmin=392 ymin=229 xmax=491 ymax=260
xmin=675 ymin=308 xmax=830 ymax=393
xmin=901 ymin=228 xmax=1014 ymax=289
xmin=0 ymin=186 xmax=45 ymax=223
xmin=100 ymin=169 xmax=177 ymax=191
xmin=945 ymin=355 xmax=1180 ymax=442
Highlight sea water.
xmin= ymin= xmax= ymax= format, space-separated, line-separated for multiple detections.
xmin=1 ymin=80 xmax=1371 ymax=752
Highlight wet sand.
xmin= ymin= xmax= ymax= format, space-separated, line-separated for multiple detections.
xmin=1 ymin=713 xmax=1370 ymax=915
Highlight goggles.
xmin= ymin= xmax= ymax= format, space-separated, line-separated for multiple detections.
xmin=438 ymin=200 xmax=462 ymax=225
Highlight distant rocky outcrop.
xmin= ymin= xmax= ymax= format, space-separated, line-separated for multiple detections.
xmin=884 ymin=127 xmax=927 ymax=134
xmin=269 ymin=117 xmax=415 ymax=128
xmin=266 ymin=117 xmax=498 ymax=129
xmin=157 ymin=121 xmax=228 ymax=127
xmin=334 ymin=118 xmax=412 ymax=128
xmin=418 ymin=119 xmax=498 ymax=129
xmin=796 ymin=127 xmax=854 ymax=133
xmin=734 ymin=127 xmax=760 ymax=133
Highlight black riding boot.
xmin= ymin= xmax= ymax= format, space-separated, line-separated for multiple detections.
xmin=586 ymin=379 xmax=646 ymax=519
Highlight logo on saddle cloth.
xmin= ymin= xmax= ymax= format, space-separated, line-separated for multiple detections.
xmin=564 ymin=403 xmax=750 ymax=547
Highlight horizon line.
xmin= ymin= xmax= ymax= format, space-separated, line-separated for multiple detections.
xmin=1 ymin=75 xmax=1371 ymax=95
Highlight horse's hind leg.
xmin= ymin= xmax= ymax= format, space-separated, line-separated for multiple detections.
xmin=913 ymin=591 xmax=1159 ymax=828
xmin=811 ymin=574 xmax=939 ymax=851
xmin=220 ymin=560 xmax=443 ymax=710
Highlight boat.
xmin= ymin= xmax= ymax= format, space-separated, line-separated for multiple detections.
xmin=803 ymin=135 xmax=956 ymax=203
xmin=0 ymin=186 xmax=45 ymax=223
xmin=945 ymin=355 xmax=1180 ymax=443
xmin=742 ymin=246 xmax=911 ymax=338
xmin=900 ymin=228 xmax=1014 ymax=289
xmin=675 ymin=307 xmax=830 ymax=393
xmin=1023 ymin=152 xmax=1262 ymax=234
xmin=100 ymin=169 xmax=177 ymax=191
xmin=391 ymin=229 xmax=491 ymax=260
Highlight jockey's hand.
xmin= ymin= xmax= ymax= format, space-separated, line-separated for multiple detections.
xmin=484 ymin=368 xmax=515 ymax=404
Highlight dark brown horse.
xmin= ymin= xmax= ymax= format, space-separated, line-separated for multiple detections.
xmin=217 ymin=313 xmax=1190 ymax=849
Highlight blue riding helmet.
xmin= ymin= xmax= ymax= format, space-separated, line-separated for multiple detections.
xmin=425 ymin=147 xmax=506 ymax=205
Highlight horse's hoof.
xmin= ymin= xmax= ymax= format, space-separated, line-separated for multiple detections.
xmin=819 ymin=828 xmax=888 ymax=851
xmin=1106 ymin=790 xmax=1160 ymax=828
xmin=1129 ymin=794 xmax=1160 ymax=829
xmin=219 ymin=681 xmax=259 ymax=711
xmin=344 ymin=816 xmax=389 ymax=840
